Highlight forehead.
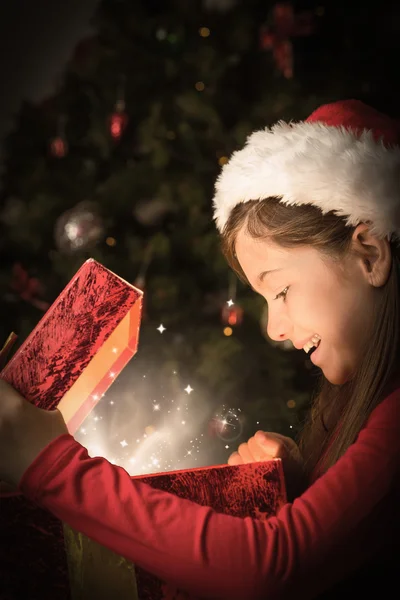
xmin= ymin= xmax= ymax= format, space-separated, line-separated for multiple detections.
xmin=235 ymin=227 xmax=289 ymax=271
xmin=234 ymin=226 xmax=326 ymax=287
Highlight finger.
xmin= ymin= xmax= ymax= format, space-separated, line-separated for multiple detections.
xmin=227 ymin=452 xmax=243 ymax=466
xmin=254 ymin=431 xmax=282 ymax=458
xmin=237 ymin=442 xmax=255 ymax=464
xmin=260 ymin=431 xmax=300 ymax=458
xmin=247 ymin=436 xmax=270 ymax=462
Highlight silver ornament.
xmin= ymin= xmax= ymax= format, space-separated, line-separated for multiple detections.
xmin=54 ymin=201 xmax=104 ymax=254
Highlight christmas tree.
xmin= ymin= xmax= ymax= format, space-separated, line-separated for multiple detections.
xmin=1 ymin=0 xmax=398 ymax=471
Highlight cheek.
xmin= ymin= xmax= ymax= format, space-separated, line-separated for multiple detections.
xmin=318 ymin=285 xmax=371 ymax=351
xmin=288 ymin=285 xmax=344 ymax=340
xmin=287 ymin=291 xmax=323 ymax=327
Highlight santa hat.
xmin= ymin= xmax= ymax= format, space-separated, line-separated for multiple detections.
xmin=212 ymin=100 xmax=400 ymax=240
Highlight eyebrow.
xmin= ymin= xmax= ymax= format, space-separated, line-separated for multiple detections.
xmin=257 ymin=268 xmax=282 ymax=284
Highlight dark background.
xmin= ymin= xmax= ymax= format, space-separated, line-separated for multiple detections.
xmin=1 ymin=0 xmax=400 ymax=144
xmin=1 ymin=0 xmax=400 ymax=472
xmin=0 ymin=0 xmax=98 ymax=143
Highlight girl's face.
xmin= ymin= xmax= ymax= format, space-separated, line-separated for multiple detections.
xmin=235 ymin=226 xmax=380 ymax=385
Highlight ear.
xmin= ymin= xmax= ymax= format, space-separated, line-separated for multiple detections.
xmin=351 ymin=223 xmax=392 ymax=287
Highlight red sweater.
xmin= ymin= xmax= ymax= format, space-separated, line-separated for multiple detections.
xmin=18 ymin=389 xmax=400 ymax=599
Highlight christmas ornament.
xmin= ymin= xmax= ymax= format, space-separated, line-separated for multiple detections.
xmin=221 ymin=274 xmax=243 ymax=327
xmin=221 ymin=303 xmax=243 ymax=327
xmin=8 ymin=263 xmax=50 ymax=312
xmin=208 ymin=407 xmax=243 ymax=442
xmin=109 ymin=76 xmax=128 ymax=140
xmin=54 ymin=201 xmax=104 ymax=254
xmin=109 ymin=105 xmax=128 ymax=140
xmin=260 ymin=2 xmax=316 ymax=78
xmin=49 ymin=115 xmax=68 ymax=157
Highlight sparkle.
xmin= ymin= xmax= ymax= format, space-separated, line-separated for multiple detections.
xmin=157 ymin=324 xmax=166 ymax=333
xmin=109 ymin=371 xmax=116 ymax=378
xmin=227 ymin=299 xmax=234 ymax=307
xmin=74 ymin=368 xmax=248 ymax=478
xmin=112 ymin=347 xmax=118 ymax=353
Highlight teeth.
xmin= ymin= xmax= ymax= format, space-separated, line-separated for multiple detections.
xmin=303 ymin=334 xmax=321 ymax=353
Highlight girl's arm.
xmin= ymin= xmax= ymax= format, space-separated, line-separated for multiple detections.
xmin=18 ymin=390 xmax=400 ymax=600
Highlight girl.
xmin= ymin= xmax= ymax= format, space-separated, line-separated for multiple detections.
xmin=0 ymin=99 xmax=399 ymax=599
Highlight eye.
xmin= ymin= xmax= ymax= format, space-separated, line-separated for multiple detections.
xmin=274 ymin=286 xmax=289 ymax=302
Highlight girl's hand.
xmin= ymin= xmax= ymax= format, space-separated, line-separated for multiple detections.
xmin=228 ymin=430 xmax=307 ymax=500
xmin=0 ymin=379 xmax=68 ymax=488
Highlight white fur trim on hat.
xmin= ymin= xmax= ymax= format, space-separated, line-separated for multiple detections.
xmin=212 ymin=119 xmax=400 ymax=240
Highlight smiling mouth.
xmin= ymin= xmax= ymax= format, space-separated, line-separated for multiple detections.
xmin=303 ymin=335 xmax=321 ymax=355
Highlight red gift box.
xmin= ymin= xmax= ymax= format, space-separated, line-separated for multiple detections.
xmin=133 ymin=460 xmax=286 ymax=599
xmin=0 ymin=258 xmax=286 ymax=599
xmin=1 ymin=258 xmax=143 ymax=433
xmin=63 ymin=459 xmax=286 ymax=600
xmin=0 ymin=259 xmax=143 ymax=600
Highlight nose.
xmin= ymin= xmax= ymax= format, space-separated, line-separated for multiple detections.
xmin=265 ymin=305 xmax=292 ymax=343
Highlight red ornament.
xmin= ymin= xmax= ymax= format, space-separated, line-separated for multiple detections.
xmin=50 ymin=136 xmax=68 ymax=158
xmin=221 ymin=304 xmax=243 ymax=327
xmin=260 ymin=29 xmax=275 ymax=50
xmin=272 ymin=2 xmax=315 ymax=37
xmin=109 ymin=108 xmax=128 ymax=140
xmin=260 ymin=1 xmax=316 ymax=78
xmin=10 ymin=263 xmax=50 ymax=311
xmin=274 ymin=39 xmax=293 ymax=79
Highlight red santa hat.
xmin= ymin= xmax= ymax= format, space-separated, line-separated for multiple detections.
xmin=212 ymin=99 xmax=400 ymax=240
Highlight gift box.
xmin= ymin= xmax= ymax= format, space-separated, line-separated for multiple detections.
xmin=0 ymin=258 xmax=287 ymax=599
xmin=64 ymin=458 xmax=286 ymax=600
xmin=0 ymin=258 xmax=143 ymax=600
xmin=0 ymin=258 xmax=142 ymax=432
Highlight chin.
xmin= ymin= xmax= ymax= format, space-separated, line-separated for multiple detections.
xmin=322 ymin=367 xmax=353 ymax=386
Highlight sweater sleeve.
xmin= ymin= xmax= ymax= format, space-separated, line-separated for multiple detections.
xmin=19 ymin=390 xmax=400 ymax=600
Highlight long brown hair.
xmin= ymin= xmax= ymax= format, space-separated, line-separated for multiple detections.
xmin=221 ymin=198 xmax=400 ymax=480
